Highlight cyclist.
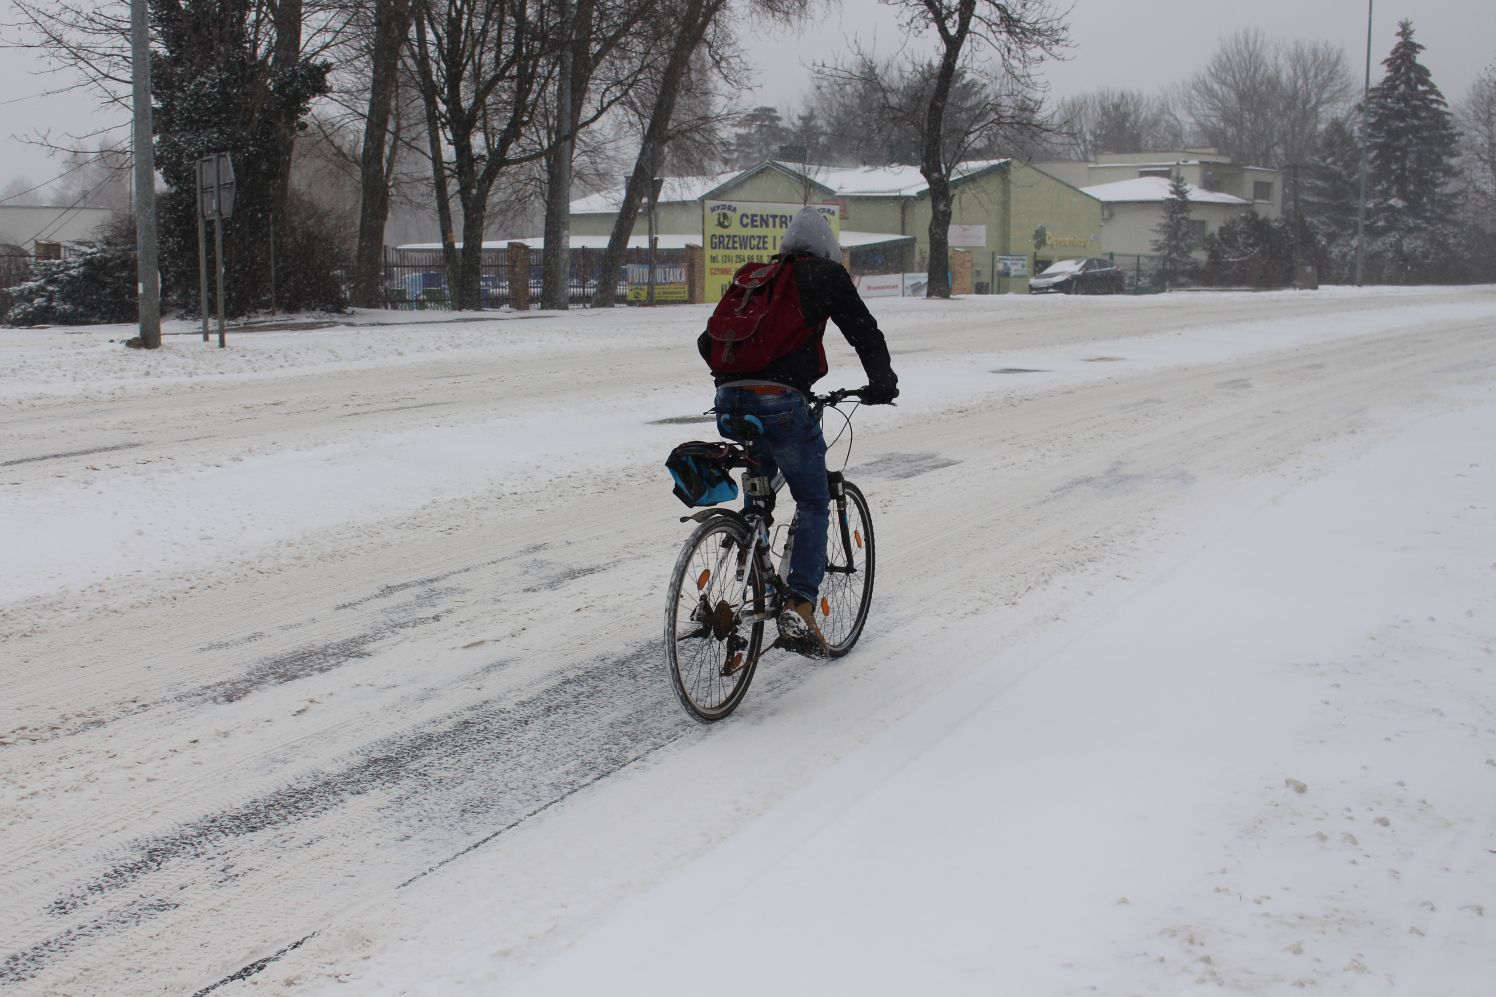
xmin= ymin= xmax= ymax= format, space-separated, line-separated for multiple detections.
xmin=699 ymin=206 xmax=899 ymax=655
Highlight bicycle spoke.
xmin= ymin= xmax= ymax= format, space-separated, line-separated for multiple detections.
xmin=665 ymin=518 xmax=765 ymax=721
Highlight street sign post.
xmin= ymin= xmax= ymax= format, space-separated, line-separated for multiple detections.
xmin=196 ymin=153 xmax=235 ymax=347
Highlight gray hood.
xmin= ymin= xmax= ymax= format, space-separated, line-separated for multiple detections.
xmin=779 ymin=206 xmax=840 ymax=261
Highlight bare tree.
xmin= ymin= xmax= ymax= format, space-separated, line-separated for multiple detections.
xmin=1457 ymin=63 xmax=1496 ymax=226
xmin=1184 ymin=28 xmax=1353 ymax=168
xmin=410 ymin=0 xmax=561 ymax=309
xmin=1047 ymin=87 xmax=1185 ymax=161
xmin=47 ymin=145 xmax=136 ymax=212
xmin=1183 ymin=28 xmax=1280 ymax=165
xmin=653 ymin=49 xmax=736 ymax=175
xmin=11 ymin=0 xmax=348 ymax=170
xmin=538 ymin=0 xmax=657 ymax=309
xmin=1277 ymin=39 xmax=1356 ymax=167
xmin=845 ymin=0 xmax=1067 ymax=298
xmin=814 ymin=49 xmax=1038 ymax=166
xmin=587 ymin=0 xmax=731 ymax=308
xmin=350 ymin=0 xmax=416 ymax=307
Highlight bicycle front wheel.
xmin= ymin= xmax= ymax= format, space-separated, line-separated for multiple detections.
xmin=664 ymin=516 xmax=766 ymax=721
xmin=816 ymin=479 xmax=875 ymax=656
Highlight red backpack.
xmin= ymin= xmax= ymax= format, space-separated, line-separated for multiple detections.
xmin=704 ymin=255 xmax=826 ymax=376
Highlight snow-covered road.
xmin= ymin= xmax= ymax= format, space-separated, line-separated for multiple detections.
xmin=2 ymin=287 xmax=1493 ymax=995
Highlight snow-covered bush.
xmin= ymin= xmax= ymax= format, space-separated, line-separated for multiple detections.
xmin=1 ymin=239 xmax=138 ymax=327
xmin=1202 ymin=212 xmax=1315 ymax=289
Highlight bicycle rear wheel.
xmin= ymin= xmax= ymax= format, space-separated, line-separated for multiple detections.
xmin=664 ymin=516 xmax=766 ymax=721
xmin=815 ymin=479 xmax=875 ymax=656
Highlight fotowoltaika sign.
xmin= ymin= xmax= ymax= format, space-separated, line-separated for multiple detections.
xmin=703 ymin=200 xmax=841 ymax=302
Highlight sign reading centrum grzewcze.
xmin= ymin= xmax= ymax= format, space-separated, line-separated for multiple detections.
xmin=703 ymin=200 xmax=841 ymax=301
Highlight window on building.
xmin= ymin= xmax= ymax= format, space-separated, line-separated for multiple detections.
xmin=1253 ymin=181 xmax=1275 ymax=202
xmin=34 ymin=240 xmax=62 ymax=261
xmin=1139 ymin=168 xmax=1171 ymax=179
xmin=1187 ymin=220 xmax=1207 ymax=248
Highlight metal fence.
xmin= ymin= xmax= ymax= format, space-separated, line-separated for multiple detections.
xmin=1107 ymin=253 xmax=1173 ymax=294
xmin=335 ymin=248 xmax=515 ymax=310
xmin=1 ymin=247 xmax=33 ymax=291
xmin=338 ymin=246 xmax=691 ymax=310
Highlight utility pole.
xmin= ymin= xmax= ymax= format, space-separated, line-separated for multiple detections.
xmin=1289 ymin=162 xmax=1302 ymax=286
xmin=130 ymin=0 xmax=161 ymax=348
xmin=647 ymin=177 xmax=663 ymax=305
xmin=1354 ymin=0 xmax=1373 ymax=286
xmin=550 ymin=0 xmax=573 ymax=310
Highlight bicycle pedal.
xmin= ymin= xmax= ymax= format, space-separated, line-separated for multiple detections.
xmin=769 ymin=633 xmax=830 ymax=660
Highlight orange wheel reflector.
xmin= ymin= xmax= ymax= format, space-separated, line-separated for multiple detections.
xmin=696 ymin=569 xmax=711 ymax=591
xmin=820 ymin=597 xmax=830 ymax=616
xmin=854 ymin=529 xmax=863 ymax=549
xmin=728 ymin=652 xmax=743 ymax=672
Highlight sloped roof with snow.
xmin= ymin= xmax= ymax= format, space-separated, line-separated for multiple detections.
xmin=570 ymin=160 xmax=1019 ymax=214
xmin=569 ymin=170 xmax=744 ymax=214
xmin=1081 ymin=176 xmax=1250 ymax=206
xmin=771 ymin=159 xmax=1013 ymax=198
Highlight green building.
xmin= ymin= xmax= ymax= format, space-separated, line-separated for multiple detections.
xmin=568 ymin=159 xmax=1103 ymax=292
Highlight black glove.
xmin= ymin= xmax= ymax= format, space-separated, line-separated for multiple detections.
xmin=858 ymin=381 xmax=899 ymax=405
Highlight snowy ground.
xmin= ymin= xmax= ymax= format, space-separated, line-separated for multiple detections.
xmin=2 ymin=286 xmax=1494 ymax=995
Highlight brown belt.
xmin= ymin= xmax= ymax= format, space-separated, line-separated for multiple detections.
xmin=729 ymin=383 xmax=796 ymax=396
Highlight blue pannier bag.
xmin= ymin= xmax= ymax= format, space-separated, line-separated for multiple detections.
xmin=666 ymin=441 xmax=740 ymax=508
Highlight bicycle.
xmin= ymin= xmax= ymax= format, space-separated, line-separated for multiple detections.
xmin=664 ymin=389 xmax=877 ymax=722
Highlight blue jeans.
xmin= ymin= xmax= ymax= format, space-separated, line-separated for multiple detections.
xmin=714 ymin=386 xmax=829 ymax=604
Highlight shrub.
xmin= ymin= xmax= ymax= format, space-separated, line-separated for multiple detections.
xmin=1202 ymin=212 xmax=1321 ymax=288
xmin=2 ymin=239 xmax=139 ymax=327
xmin=272 ymin=191 xmax=350 ymax=312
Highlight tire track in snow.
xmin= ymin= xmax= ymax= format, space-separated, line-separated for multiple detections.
xmin=0 ymin=442 xmax=142 ymax=467
xmin=6 ymin=636 xmax=695 ymax=989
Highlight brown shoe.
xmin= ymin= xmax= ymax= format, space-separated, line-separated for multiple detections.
xmin=776 ymin=597 xmax=830 ymax=658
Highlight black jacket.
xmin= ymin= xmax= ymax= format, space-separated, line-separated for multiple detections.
xmin=699 ymin=254 xmax=898 ymax=394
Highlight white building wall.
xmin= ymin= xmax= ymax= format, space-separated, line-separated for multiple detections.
xmin=1098 ymin=201 xmax=1253 ymax=258
xmin=0 ymin=205 xmax=115 ymax=252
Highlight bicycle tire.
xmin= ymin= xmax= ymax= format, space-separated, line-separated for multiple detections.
xmin=664 ymin=516 xmax=767 ymax=721
xmin=814 ymin=480 xmax=875 ymax=656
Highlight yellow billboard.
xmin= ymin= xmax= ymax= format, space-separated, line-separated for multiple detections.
xmin=703 ymin=200 xmax=841 ymax=302
xmin=626 ymin=282 xmax=689 ymax=303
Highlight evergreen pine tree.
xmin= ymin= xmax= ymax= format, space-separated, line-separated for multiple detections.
xmin=1151 ymin=173 xmax=1196 ymax=287
xmin=151 ymin=0 xmax=331 ymax=315
xmin=730 ymin=107 xmax=790 ymax=169
xmin=1364 ymin=20 xmax=1460 ymax=282
xmin=1301 ymin=115 xmax=1363 ymax=282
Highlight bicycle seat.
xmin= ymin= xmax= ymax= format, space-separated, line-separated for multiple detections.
xmin=716 ymin=412 xmax=766 ymax=440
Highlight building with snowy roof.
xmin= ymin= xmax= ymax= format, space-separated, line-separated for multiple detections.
xmin=1035 ymin=149 xmax=1283 ymax=219
xmin=567 ymin=158 xmax=1103 ymax=292
xmin=1079 ymin=177 xmax=1253 ymax=259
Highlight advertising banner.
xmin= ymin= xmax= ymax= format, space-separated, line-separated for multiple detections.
xmin=626 ymin=283 xmax=689 ymax=303
xmin=995 ymin=255 xmax=1030 ymax=278
xmin=948 ymin=224 xmax=987 ymax=248
xmin=901 ymin=273 xmax=929 ymax=297
xmin=853 ymin=273 xmax=904 ymax=298
xmin=703 ymin=200 xmax=841 ymax=302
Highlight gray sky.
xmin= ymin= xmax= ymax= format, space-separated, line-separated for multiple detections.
xmin=1 ymin=0 xmax=1492 ymax=198
xmin=741 ymin=0 xmax=1490 ymax=128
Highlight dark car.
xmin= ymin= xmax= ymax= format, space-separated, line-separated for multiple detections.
xmin=1028 ymin=257 xmax=1126 ymax=294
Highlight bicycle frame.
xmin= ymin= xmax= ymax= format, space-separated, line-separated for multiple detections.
xmin=716 ymin=390 xmax=863 ymax=621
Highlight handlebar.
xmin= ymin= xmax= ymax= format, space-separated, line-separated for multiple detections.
xmin=812 ymin=388 xmax=859 ymax=407
xmin=811 ymin=387 xmax=895 ymax=409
